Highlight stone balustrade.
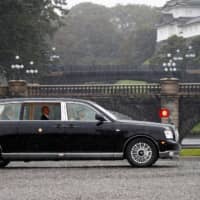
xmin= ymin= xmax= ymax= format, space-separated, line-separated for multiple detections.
xmin=27 ymin=84 xmax=161 ymax=97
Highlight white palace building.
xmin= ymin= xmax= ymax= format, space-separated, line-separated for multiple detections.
xmin=157 ymin=0 xmax=200 ymax=42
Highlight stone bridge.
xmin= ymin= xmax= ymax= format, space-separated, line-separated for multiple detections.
xmin=1 ymin=79 xmax=200 ymax=139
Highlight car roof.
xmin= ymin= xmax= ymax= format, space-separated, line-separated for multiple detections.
xmin=0 ymin=98 xmax=94 ymax=104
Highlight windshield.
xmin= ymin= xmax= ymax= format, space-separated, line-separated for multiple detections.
xmin=110 ymin=110 xmax=133 ymax=120
xmin=92 ymin=102 xmax=118 ymax=120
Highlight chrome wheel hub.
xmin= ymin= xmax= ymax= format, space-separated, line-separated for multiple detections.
xmin=131 ymin=142 xmax=152 ymax=164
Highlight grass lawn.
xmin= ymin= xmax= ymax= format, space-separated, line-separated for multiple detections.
xmin=191 ymin=122 xmax=200 ymax=135
xmin=115 ymin=80 xmax=147 ymax=84
xmin=181 ymin=149 xmax=200 ymax=156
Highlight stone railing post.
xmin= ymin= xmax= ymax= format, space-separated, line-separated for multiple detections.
xmin=0 ymin=85 xmax=8 ymax=98
xmin=8 ymin=80 xmax=28 ymax=97
xmin=160 ymin=78 xmax=179 ymax=128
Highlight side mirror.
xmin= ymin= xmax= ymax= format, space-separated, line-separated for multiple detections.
xmin=95 ymin=113 xmax=106 ymax=122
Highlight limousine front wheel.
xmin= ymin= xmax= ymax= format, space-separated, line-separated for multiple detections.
xmin=126 ymin=138 xmax=158 ymax=167
xmin=0 ymin=159 xmax=9 ymax=168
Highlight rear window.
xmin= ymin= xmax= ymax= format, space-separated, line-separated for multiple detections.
xmin=22 ymin=103 xmax=61 ymax=120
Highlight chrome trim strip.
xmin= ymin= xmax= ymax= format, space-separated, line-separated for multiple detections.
xmin=61 ymin=101 xmax=67 ymax=121
xmin=2 ymin=153 xmax=124 ymax=160
xmin=0 ymin=101 xmax=64 ymax=104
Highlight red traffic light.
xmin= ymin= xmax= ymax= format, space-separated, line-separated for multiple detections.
xmin=159 ymin=108 xmax=170 ymax=118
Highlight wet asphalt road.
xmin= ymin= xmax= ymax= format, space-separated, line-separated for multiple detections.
xmin=0 ymin=158 xmax=200 ymax=200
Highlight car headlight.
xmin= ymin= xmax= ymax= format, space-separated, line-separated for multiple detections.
xmin=164 ymin=129 xmax=174 ymax=139
xmin=174 ymin=129 xmax=179 ymax=142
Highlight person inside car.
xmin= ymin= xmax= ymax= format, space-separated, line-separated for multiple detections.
xmin=1 ymin=106 xmax=14 ymax=120
xmin=76 ymin=109 xmax=86 ymax=120
xmin=40 ymin=106 xmax=50 ymax=120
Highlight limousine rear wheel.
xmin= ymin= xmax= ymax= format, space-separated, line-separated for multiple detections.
xmin=126 ymin=138 xmax=158 ymax=167
xmin=0 ymin=159 xmax=9 ymax=168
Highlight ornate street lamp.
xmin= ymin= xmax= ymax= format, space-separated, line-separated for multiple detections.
xmin=10 ymin=55 xmax=24 ymax=80
xmin=26 ymin=61 xmax=39 ymax=84
xmin=26 ymin=69 xmax=39 ymax=84
xmin=50 ymin=47 xmax=60 ymax=72
xmin=162 ymin=54 xmax=177 ymax=78
xmin=173 ymin=49 xmax=183 ymax=61
xmin=185 ymin=46 xmax=196 ymax=58
xmin=182 ymin=46 xmax=196 ymax=80
xmin=50 ymin=47 xmax=60 ymax=61
xmin=162 ymin=45 xmax=196 ymax=80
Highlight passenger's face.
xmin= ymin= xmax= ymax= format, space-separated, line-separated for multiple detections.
xmin=43 ymin=107 xmax=50 ymax=115
xmin=6 ymin=109 xmax=13 ymax=116
xmin=79 ymin=111 xmax=85 ymax=119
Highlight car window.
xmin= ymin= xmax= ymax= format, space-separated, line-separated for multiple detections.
xmin=66 ymin=103 xmax=98 ymax=121
xmin=22 ymin=103 xmax=61 ymax=120
xmin=0 ymin=103 xmax=21 ymax=120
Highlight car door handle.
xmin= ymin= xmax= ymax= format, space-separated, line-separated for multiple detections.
xmin=67 ymin=124 xmax=78 ymax=128
xmin=54 ymin=124 xmax=78 ymax=128
xmin=54 ymin=124 xmax=62 ymax=128
xmin=54 ymin=124 xmax=68 ymax=128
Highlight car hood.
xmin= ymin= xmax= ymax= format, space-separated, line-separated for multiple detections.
xmin=116 ymin=120 xmax=175 ymax=130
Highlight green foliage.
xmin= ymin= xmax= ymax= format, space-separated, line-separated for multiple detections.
xmin=115 ymin=80 xmax=147 ymax=84
xmin=150 ymin=35 xmax=200 ymax=69
xmin=111 ymin=5 xmax=161 ymax=31
xmin=0 ymin=0 xmax=67 ymax=79
xmin=120 ymin=28 xmax=157 ymax=66
xmin=53 ymin=3 xmax=161 ymax=67
xmin=181 ymin=149 xmax=200 ymax=156
xmin=191 ymin=122 xmax=200 ymax=135
xmin=149 ymin=36 xmax=186 ymax=66
xmin=191 ymin=36 xmax=200 ymax=65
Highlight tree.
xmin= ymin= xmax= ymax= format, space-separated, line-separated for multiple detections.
xmin=0 ymin=0 xmax=67 ymax=80
xmin=52 ymin=3 xmax=161 ymax=67
xmin=120 ymin=28 xmax=157 ymax=67
xmin=149 ymin=36 xmax=187 ymax=69
xmin=191 ymin=36 xmax=200 ymax=66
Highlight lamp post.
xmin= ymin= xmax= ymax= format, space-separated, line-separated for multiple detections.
xmin=162 ymin=53 xmax=177 ymax=78
xmin=50 ymin=47 xmax=60 ymax=72
xmin=162 ymin=46 xmax=196 ymax=80
xmin=10 ymin=55 xmax=24 ymax=80
xmin=50 ymin=47 xmax=60 ymax=60
xmin=179 ymin=46 xmax=196 ymax=81
xmin=26 ymin=61 xmax=39 ymax=84
xmin=0 ymin=65 xmax=6 ymax=84
xmin=185 ymin=46 xmax=196 ymax=59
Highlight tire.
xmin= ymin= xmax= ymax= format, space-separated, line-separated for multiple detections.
xmin=0 ymin=159 xmax=9 ymax=168
xmin=125 ymin=138 xmax=158 ymax=167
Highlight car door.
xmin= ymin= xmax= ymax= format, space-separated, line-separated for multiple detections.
xmin=63 ymin=102 xmax=117 ymax=153
xmin=0 ymin=102 xmax=22 ymax=153
xmin=18 ymin=102 xmax=66 ymax=152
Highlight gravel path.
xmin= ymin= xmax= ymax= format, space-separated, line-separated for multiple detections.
xmin=0 ymin=158 xmax=200 ymax=200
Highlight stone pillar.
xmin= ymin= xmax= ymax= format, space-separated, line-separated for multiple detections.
xmin=0 ymin=85 xmax=8 ymax=98
xmin=8 ymin=80 xmax=28 ymax=97
xmin=160 ymin=78 xmax=179 ymax=128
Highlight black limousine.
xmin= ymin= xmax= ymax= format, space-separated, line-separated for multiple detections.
xmin=0 ymin=98 xmax=180 ymax=168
